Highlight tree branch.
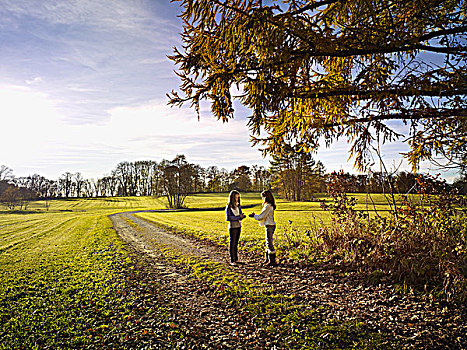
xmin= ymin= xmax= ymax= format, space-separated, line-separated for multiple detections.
xmin=293 ymin=87 xmax=467 ymax=99
xmin=285 ymin=0 xmax=342 ymax=16
xmin=301 ymin=109 xmax=467 ymax=128
xmin=415 ymin=44 xmax=467 ymax=54
xmin=418 ymin=25 xmax=467 ymax=42
xmin=209 ymin=0 xmax=250 ymax=17
xmin=287 ymin=40 xmax=467 ymax=58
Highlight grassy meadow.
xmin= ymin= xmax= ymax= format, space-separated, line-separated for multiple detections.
xmin=0 ymin=196 xmax=173 ymax=348
xmin=136 ymin=192 xmax=397 ymax=250
xmin=0 ymin=192 xmax=419 ymax=348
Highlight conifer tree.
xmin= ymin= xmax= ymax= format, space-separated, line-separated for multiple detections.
xmin=169 ymin=0 xmax=467 ymax=171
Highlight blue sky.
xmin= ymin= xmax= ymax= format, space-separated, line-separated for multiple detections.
xmin=0 ymin=0 xmax=458 ymax=181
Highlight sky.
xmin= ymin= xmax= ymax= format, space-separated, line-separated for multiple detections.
xmin=0 ymin=0 xmax=459 ymax=181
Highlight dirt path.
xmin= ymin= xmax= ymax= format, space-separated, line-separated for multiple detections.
xmin=110 ymin=211 xmax=467 ymax=349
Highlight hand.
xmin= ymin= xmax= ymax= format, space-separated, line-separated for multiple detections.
xmin=248 ymin=212 xmax=255 ymax=218
xmin=241 ymin=213 xmax=246 ymax=219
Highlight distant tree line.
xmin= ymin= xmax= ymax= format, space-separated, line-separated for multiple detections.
xmin=1 ymin=155 xmax=466 ymax=209
xmin=0 ymin=156 xmax=272 ymax=209
xmin=326 ymin=171 xmax=467 ymax=196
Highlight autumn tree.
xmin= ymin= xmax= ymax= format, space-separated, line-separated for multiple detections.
xmin=191 ymin=164 xmax=206 ymax=193
xmin=160 ymin=155 xmax=196 ymax=208
xmin=100 ymin=175 xmax=119 ymax=197
xmin=206 ymin=166 xmax=221 ymax=192
xmin=23 ymin=174 xmax=46 ymax=197
xmin=12 ymin=174 xmax=57 ymax=198
xmin=134 ymin=160 xmax=159 ymax=196
xmin=0 ymin=183 xmax=36 ymax=210
xmin=393 ymin=171 xmax=418 ymax=194
xmin=0 ymin=181 xmax=10 ymax=198
xmin=0 ymin=186 xmax=20 ymax=210
xmin=453 ymin=174 xmax=467 ymax=195
xmin=169 ymin=0 xmax=467 ymax=172
xmin=310 ymin=160 xmax=327 ymax=193
xmin=251 ymin=165 xmax=271 ymax=192
xmin=73 ymin=172 xmax=86 ymax=197
xmin=112 ymin=162 xmax=139 ymax=196
xmin=230 ymin=165 xmax=252 ymax=192
xmin=151 ymin=167 xmax=164 ymax=196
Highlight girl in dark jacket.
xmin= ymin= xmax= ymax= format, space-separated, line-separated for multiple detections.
xmin=225 ymin=190 xmax=246 ymax=265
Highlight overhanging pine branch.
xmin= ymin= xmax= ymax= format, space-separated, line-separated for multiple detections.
xmin=285 ymin=0 xmax=342 ymax=16
xmin=293 ymin=87 xmax=467 ymax=99
xmin=302 ymin=109 xmax=467 ymax=128
xmin=418 ymin=25 xmax=467 ymax=41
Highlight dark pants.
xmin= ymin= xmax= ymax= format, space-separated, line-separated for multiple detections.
xmin=229 ymin=227 xmax=241 ymax=262
xmin=265 ymin=225 xmax=276 ymax=254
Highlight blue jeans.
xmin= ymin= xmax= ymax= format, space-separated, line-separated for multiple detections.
xmin=229 ymin=227 xmax=241 ymax=262
xmin=265 ymin=225 xmax=276 ymax=254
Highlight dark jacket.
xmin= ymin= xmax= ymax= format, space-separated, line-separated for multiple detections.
xmin=225 ymin=204 xmax=243 ymax=222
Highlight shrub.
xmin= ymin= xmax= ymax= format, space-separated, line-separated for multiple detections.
xmin=279 ymin=173 xmax=467 ymax=303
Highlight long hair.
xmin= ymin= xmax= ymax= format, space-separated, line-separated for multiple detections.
xmin=228 ymin=190 xmax=240 ymax=208
xmin=261 ymin=190 xmax=276 ymax=209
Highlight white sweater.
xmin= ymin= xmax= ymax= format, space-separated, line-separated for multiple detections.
xmin=254 ymin=203 xmax=276 ymax=227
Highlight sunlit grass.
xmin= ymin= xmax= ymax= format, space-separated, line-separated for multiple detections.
xmin=136 ymin=192 xmax=404 ymax=250
xmin=2 ymin=195 xmax=167 ymax=214
xmin=0 ymin=197 xmax=177 ymax=348
xmin=0 ymin=193 xmax=404 ymax=348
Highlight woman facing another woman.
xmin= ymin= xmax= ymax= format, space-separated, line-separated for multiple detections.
xmin=225 ymin=190 xmax=246 ymax=266
xmin=249 ymin=190 xmax=277 ymax=267
xmin=226 ymin=189 xmax=278 ymax=267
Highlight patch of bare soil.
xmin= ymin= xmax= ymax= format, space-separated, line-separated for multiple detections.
xmin=110 ymin=212 xmax=467 ymax=349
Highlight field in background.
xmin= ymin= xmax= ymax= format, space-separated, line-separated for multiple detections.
xmin=1 ymin=192 xmax=399 ymax=255
xmin=8 ymin=195 xmax=167 ymax=213
xmin=136 ymin=192 xmax=398 ymax=249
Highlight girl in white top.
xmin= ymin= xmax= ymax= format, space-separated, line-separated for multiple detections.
xmin=249 ymin=190 xmax=277 ymax=266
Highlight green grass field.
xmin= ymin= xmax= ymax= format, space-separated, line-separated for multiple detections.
xmin=136 ymin=192 xmax=398 ymax=249
xmin=0 ymin=192 xmax=402 ymax=348
xmin=0 ymin=196 xmax=175 ymax=348
xmin=1 ymin=191 xmax=400 ymax=255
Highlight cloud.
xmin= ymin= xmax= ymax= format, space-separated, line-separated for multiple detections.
xmin=25 ymin=76 xmax=43 ymax=85
xmin=99 ymin=99 xmax=266 ymax=167
xmin=0 ymin=0 xmax=181 ymax=126
xmin=1 ymin=0 xmax=167 ymax=31
xmin=0 ymin=86 xmax=266 ymax=178
xmin=0 ymin=86 xmax=64 ymax=175
xmin=0 ymin=2 xmax=265 ymax=178
xmin=0 ymin=84 xmax=459 ymax=181
xmin=0 ymin=2 xmax=458 ymax=181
